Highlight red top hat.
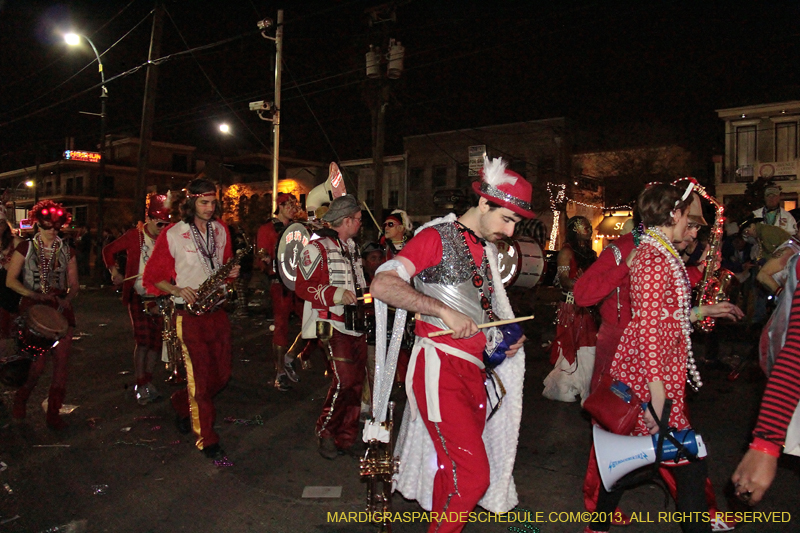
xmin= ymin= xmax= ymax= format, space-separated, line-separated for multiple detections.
xmin=147 ymin=194 xmax=171 ymax=222
xmin=471 ymin=157 xmax=535 ymax=219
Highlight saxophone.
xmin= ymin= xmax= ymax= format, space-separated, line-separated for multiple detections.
xmin=187 ymin=242 xmax=251 ymax=316
xmin=157 ymin=296 xmax=185 ymax=384
xmin=360 ymin=401 xmax=399 ymax=533
xmin=691 ymin=181 xmax=735 ymax=332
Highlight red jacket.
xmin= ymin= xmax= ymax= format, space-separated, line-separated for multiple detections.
xmin=102 ymin=225 xmax=148 ymax=305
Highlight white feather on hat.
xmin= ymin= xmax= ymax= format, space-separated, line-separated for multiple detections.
xmin=390 ymin=209 xmax=412 ymax=232
xmin=482 ymin=156 xmax=516 ymax=187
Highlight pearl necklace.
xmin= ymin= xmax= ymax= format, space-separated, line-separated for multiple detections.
xmin=138 ymin=223 xmax=155 ymax=265
xmin=642 ymin=228 xmax=703 ymax=391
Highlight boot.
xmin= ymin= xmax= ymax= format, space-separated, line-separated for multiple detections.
xmin=12 ymin=385 xmax=33 ymax=421
xmin=272 ymin=344 xmax=292 ymax=390
xmin=46 ymin=386 xmax=68 ymax=431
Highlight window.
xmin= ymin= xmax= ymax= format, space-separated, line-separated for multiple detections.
xmin=45 ymin=180 xmax=54 ymax=196
xmin=456 ymin=163 xmax=471 ymax=189
xmin=65 ymin=177 xmax=74 ymax=195
xmin=172 ymin=154 xmax=188 ymax=173
xmin=366 ymin=189 xmax=375 ymax=206
xmin=736 ymin=124 xmax=756 ymax=176
xmin=776 ymin=122 xmax=797 ymax=162
xmin=389 ymin=190 xmax=399 ymax=207
xmin=75 ymin=176 xmax=84 ymax=194
xmin=73 ymin=206 xmax=88 ymax=226
xmin=409 ymin=167 xmax=424 ymax=191
xmin=432 ymin=165 xmax=448 ymax=188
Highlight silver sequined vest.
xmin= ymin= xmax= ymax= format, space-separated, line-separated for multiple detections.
xmin=415 ymin=222 xmax=491 ymax=330
xmin=23 ymin=238 xmax=70 ymax=294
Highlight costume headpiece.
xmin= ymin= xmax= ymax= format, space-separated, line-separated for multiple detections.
xmin=472 ymin=156 xmax=535 ymax=218
xmin=147 ymin=193 xmax=172 ymax=222
xmin=387 ymin=209 xmax=412 ymax=232
xmin=30 ymin=200 xmax=71 ymax=228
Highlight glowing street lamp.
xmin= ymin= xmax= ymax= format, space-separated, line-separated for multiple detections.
xmin=219 ymin=123 xmax=231 ymax=134
xmin=65 ymin=31 xmax=108 ymax=282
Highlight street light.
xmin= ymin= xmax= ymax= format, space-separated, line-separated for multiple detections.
xmin=65 ymin=32 xmax=108 ymax=282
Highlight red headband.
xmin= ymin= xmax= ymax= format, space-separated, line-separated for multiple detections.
xmin=184 ymin=190 xmax=216 ymax=198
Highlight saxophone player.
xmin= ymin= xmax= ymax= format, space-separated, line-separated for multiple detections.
xmin=143 ymin=178 xmax=239 ymax=461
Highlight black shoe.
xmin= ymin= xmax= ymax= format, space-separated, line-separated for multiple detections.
xmin=318 ymin=437 xmax=338 ymax=460
xmin=202 ymin=443 xmax=226 ymax=460
xmin=274 ymin=374 xmax=292 ymax=392
xmin=175 ymin=415 xmax=191 ymax=435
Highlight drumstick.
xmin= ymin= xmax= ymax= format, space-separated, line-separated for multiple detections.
xmin=427 ymin=315 xmax=535 ymax=338
xmin=123 ymin=274 xmax=142 ymax=282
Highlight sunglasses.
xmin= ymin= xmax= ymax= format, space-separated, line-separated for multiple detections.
xmin=383 ymin=221 xmax=397 ymax=228
xmin=155 ymin=221 xmax=169 ymax=228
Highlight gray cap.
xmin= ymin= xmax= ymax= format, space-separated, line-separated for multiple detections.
xmin=321 ymin=195 xmax=361 ymax=222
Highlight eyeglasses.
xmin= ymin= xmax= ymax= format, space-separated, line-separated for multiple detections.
xmin=383 ymin=221 xmax=397 ymax=228
xmin=687 ymin=223 xmax=701 ymax=230
xmin=155 ymin=221 xmax=169 ymax=228
xmin=349 ymin=216 xmax=362 ymax=223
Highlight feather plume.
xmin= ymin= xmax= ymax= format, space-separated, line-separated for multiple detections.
xmin=482 ymin=156 xmax=515 ymax=187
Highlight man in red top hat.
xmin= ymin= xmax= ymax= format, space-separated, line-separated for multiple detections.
xmin=370 ymin=157 xmax=532 ymax=533
xmin=103 ymin=194 xmax=172 ymax=405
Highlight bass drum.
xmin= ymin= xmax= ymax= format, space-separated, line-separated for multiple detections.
xmin=496 ymin=238 xmax=546 ymax=288
xmin=276 ymin=222 xmax=313 ymax=291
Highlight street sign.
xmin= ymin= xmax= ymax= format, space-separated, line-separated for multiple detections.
xmin=469 ymin=145 xmax=486 ymax=176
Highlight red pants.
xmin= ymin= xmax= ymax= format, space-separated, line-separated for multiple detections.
xmin=316 ymin=330 xmax=367 ymax=449
xmin=270 ymin=281 xmax=303 ymax=347
xmin=413 ymin=348 xmax=490 ymax=533
xmin=128 ymin=293 xmax=163 ymax=352
xmin=171 ymin=309 xmax=231 ymax=450
xmin=21 ymin=326 xmax=72 ymax=391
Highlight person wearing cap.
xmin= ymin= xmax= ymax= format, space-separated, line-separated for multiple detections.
xmin=379 ymin=209 xmax=413 ymax=260
xmin=143 ymin=179 xmax=239 ymax=461
xmin=255 ymin=192 xmax=305 ymax=392
xmin=369 ymin=156 xmax=531 ymax=533
xmin=295 ymin=194 xmax=369 ymax=459
xmin=103 ymin=193 xmax=172 ymax=405
xmin=7 ymin=200 xmax=79 ymax=430
xmin=753 ymin=185 xmax=797 ymax=237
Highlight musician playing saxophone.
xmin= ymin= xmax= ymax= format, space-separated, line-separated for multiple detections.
xmin=143 ymin=179 xmax=239 ymax=461
xmin=102 ymin=194 xmax=171 ymax=405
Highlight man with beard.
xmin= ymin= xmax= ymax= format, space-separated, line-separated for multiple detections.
xmin=369 ymin=157 xmax=531 ymax=533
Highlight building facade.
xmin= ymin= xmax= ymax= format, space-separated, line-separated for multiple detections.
xmin=716 ymin=100 xmax=800 ymax=211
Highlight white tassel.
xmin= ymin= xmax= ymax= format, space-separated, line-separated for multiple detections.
xmin=482 ymin=156 xmax=515 ymax=187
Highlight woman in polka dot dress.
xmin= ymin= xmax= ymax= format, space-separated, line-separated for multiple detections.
xmin=587 ymin=183 xmax=743 ymax=533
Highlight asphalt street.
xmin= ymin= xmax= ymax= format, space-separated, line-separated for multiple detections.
xmin=0 ymin=283 xmax=798 ymax=533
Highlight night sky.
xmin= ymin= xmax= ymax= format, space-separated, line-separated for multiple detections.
xmin=2 ymin=0 xmax=799 ymax=172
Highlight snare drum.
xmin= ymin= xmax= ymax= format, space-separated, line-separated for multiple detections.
xmin=17 ymin=304 xmax=69 ymax=359
xmin=496 ymin=238 xmax=546 ymax=288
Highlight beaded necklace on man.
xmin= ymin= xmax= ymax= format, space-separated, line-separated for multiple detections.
xmin=138 ymin=223 xmax=156 ymax=264
xmin=455 ymin=221 xmax=496 ymax=321
xmin=641 ymin=227 xmax=703 ymax=391
xmin=35 ymin=232 xmax=60 ymax=295
xmin=189 ymin=221 xmax=217 ymax=276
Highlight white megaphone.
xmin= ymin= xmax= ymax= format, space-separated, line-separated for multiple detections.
xmin=306 ymin=162 xmax=347 ymax=217
xmin=593 ymin=425 xmax=707 ymax=491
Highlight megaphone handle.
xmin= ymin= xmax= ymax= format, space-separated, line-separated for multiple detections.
xmin=647 ymin=399 xmax=676 ymax=464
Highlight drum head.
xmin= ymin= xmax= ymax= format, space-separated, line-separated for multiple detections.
xmin=26 ymin=305 xmax=69 ymax=339
xmin=496 ymin=239 xmax=521 ymax=288
xmin=277 ymin=223 xmax=312 ymax=291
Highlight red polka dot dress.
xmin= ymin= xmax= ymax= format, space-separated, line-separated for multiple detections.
xmin=610 ymin=237 xmax=692 ymax=436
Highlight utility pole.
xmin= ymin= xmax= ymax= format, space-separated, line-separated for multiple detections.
xmin=135 ymin=1 xmax=165 ymax=222
xmin=364 ymin=5 xmax=404 ymax=222
xmin=253 ymin=10 xmax=283 ymax=214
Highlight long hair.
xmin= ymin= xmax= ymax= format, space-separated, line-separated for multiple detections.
xmin=0 ymin=220 xmax=12 ymax=253
xmin=181 ymin=179 xmax=222 ymax=223
xmin=565 ymin=216 xmax=596 ymax=270
xmin=637 ymin=183 xmax=690 ymax=228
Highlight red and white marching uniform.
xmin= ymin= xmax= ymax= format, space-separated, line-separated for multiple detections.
xmin=256 ymin=219 xmax=303 ymax=348
xmin=102 ymin=225 xmax=163 ymax=362
xmin=143 ymin=220 xmax=233 ymax=452
xmin=295 ymin=228 xmax=367 ymax=450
